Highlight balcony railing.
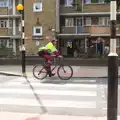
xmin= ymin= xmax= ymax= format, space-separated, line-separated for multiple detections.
xmin=0 ymin=27 xmax=21 ymax=36
xmin=8 ymin=8 xmax=20 ymax=15
xmin=88 ymin=25 xmax=120 ymax=34
xmin=8 ymin=27 xmax=21 ymax=36
xmin=60 ymin=25 xmax=120 ymax=34
xmin=60 ymin=26 xmax=89 ymax=34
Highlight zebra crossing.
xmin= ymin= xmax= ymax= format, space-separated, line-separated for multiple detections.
xmin=0 ymin=75 xmax=19 ymax=84
xmin=0 ymin=76 xmax=115 ymax=117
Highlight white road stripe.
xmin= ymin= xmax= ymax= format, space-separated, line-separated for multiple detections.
xmin=0 ymin=98 xmax=96 ymax=108
xmin=5 ymin=82 xmax=97 ymax=88
xmin=0 ymin=88 xmax=96 ymax=96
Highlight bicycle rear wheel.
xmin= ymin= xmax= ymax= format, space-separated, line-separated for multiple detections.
xmin=33 ymin=64 xmax=47 ymax=80
xmin=57 ymin=65 xmax=73 ymax=80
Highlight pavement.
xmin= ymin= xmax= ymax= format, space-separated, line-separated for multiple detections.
xmin=0 ymin=76 xmax=120 ymax=120
xmin=0 ymin=65 xmax=120 ymax=78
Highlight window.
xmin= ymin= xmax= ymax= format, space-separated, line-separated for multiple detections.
xmin=0 ymin=0 xmax=9 ymax=7
xmin=85 ymin=17 xmax=91 ymax=25
xmin=8 ymin=0 xmax=12 ymax=8
xmin=99 ymin=17 xmax=104 ymax=25
xmin=33 ymin=26 xmax=42 ymax=36
xmin=0 ymin=39 xmax=12 ymax=48
xmin=7 ymin=20 xmax=12 ymax=28
xmin=0 ymin=20 xmax=7 ymax=28
xmin=33 ymin=2 xmax=42 ymax=12
xmin=0 ymin=40 xmax=7 ymax=48
xmin=7 ymin=39 xmax=13 ymax=48
xmin=65 ymin=18 xmax=73 ymax=26
xmin=98 ymin=0 xmax=104 ymax=3
xmin=65 ymin=0 xmax=73 ymax=6
xmin=84 ymin=0 xmax=91 ymax=4
xmin=104 ymin=17 xmax=110 ymax=26
xmin=99 ymin=17 xmax=110 ymax=25
xmin=91 ymin=17 xmax=98 ymax=25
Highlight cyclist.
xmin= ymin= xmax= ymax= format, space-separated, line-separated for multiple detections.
xmin=38 ymin=39 xmax=60 ymax=77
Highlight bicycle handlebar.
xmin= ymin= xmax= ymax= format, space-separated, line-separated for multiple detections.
xmin=51 ymin=55 xmax=63 ymax=58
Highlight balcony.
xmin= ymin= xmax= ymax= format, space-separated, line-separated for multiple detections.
xmin=60 ymin=4 xmax=120 ymax=16
xmin=60 ymin=6 xmax=79 ymax=14
xmin=83 ymin=4 xmax=110 ymax=13
xmin=60 ymin=4 xmax=110 ymax=14
xmin=0 ymin=8 xmax=21 ymax=18
xmin=0 ymin=27 xmax=21 ymax=38
xmin=0 ymin=7 xmax=8 ymax=15
xmin=87 ymin=25 xmax=120 ymax=35
xmin=60 ymin=25 xmax=120 ymax=36
xmin=61 ymin=26 xmax=90 ymax=34
xmin=8 ymin=27 xmax=21 ymax=36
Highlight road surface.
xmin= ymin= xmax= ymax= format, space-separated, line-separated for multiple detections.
xmin=1 ymin=65 xmax=120 ymax=77
xmin=0 ymin=76 xmax=120 ymax=120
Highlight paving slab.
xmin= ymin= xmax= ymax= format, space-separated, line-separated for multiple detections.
xmin=1 ymin=112 xmax=119 ymax=120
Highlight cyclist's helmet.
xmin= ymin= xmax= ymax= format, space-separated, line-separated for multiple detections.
xmin=51 ymin=39 xmax=57 ymax=43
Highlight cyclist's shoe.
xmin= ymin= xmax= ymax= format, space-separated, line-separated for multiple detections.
xmin=49 ymin=73 xmax=55 ymax=77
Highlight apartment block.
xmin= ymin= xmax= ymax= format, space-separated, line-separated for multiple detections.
xmin=56 ymin=0 xmax=120 ymax=57
xmin=0 ymin=0 xmax=56 ymax=56
xmin=0 ymin=0 xmax=21 ymax=56
xmin=24 ymin=0 xmax=56 ymax=55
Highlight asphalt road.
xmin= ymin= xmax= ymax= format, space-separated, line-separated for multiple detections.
xmin=0 ymin=76 xmax=120 ymax=119
xmin=1 ymin=65 xmax=120 ymax=77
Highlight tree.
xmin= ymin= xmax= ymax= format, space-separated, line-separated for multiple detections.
xmin=72 ymin=0 xmax=82 ymax=11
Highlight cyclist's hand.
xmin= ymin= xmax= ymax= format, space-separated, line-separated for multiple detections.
xmin=58 ymin=55 xmax=63 ymax=58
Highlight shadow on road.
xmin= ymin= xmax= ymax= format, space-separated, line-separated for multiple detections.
xmin=24 ymin=76 xmax=47 ymax=114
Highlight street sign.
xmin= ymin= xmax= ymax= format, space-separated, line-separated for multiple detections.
xmin=32 ymin=36 xmax=43 ymax=40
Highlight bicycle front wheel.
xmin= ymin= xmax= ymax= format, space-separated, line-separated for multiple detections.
xmin=57 ymin=65 xmax=73 ymax=80
xmin=33 ymin=64 xmax=47 ymax=80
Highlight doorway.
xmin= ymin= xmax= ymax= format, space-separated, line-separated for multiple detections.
xmin=76 ymin=18 xmax=82 ymax=34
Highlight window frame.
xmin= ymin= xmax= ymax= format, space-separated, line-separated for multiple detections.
xmin=85 ymin=17 xmax=91 ymax=26
xmin=65 ymin=0 xmax=73 ymax=6
xmin=0 ymin=0 xmax=9 ymax=7
xmin=33 ymin=26 xmax=43 ymax=36
xmin=98 ymin=0 xmax=104 ymax=3
xmin=0 ymin=20 xmax=8 ymax=28
xmin=33 ymin=2 xmax=42 ymax=12
xmin=99 ymin=17 xmax=110 ymax=26
xmin=65 ymin=18 xmax=74 ymax=27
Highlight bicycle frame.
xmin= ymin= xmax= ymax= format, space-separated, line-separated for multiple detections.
xmin=51 ymin=57 xmax=59 ymax=72
xmin=43 ymin=56 xmax=63 ymax=74
xmin=33 ymin=56 xmax=73 ymax=80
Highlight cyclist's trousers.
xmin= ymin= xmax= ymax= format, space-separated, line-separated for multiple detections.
xmin=38 ymin=51 xmax=53 ymax=67
xmin=38 ymin=51 xmax=54 ymax=75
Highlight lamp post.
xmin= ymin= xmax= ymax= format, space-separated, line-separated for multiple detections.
xmin=107 ymin=0 xmax=118 ymax=120
xmin=16 ymin=3 xmax=26 ymax=76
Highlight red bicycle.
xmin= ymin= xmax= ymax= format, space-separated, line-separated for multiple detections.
xmin=33 ymin=55 xmax=73 ymax=80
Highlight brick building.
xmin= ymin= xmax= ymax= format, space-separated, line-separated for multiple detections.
xmin=0 ymin=0 xmax=56 ymax=56
xmin=1 ymin=0 xmax=120 ymax=58
xmin=56 ymin=0 xmax=120 ymax=57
